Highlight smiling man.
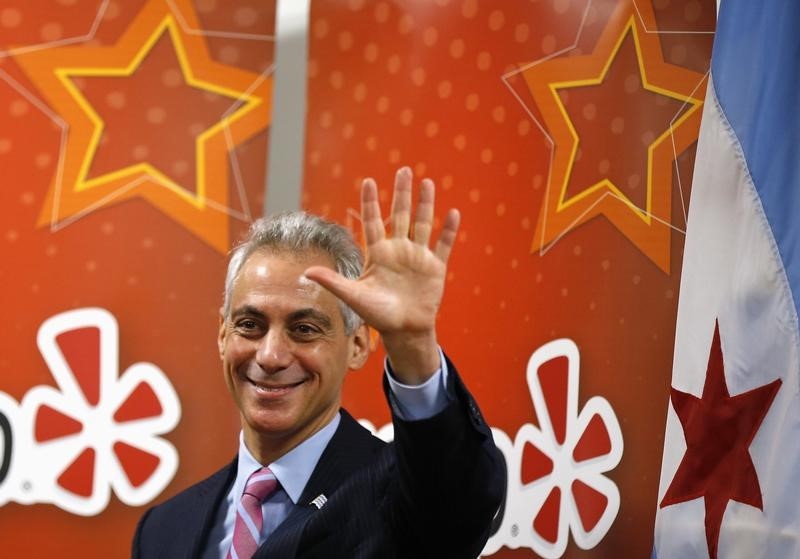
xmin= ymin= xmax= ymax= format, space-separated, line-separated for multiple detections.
xmin=221 ymin=248 xmax=369 ymax=466
xmin=132 ymin=168 xmax=505 ymax=558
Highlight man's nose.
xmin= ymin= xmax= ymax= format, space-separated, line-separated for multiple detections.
xmin=255 ymin=329 xmax=292 ymax=371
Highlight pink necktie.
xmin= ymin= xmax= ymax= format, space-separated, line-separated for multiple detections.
xmin=227 ymin=467 xmax=279 ymax=559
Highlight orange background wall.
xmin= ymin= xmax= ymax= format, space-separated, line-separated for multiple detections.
xmin=0 ymin=0 xmax=714 ymax=556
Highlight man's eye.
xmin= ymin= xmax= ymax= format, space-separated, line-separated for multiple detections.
xmin=236 ymin=319 xmax=259 ymax=331
xmin=294 ymin=323 xmax=320 ymax=336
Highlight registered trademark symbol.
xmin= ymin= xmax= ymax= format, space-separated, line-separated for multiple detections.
xmin=511 ymin=524 xmax=519 ymax=537
xmin=21 ymin=481 xmax=31 ymax=492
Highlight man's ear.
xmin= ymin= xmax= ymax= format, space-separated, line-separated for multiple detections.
xmin=217 ymin=308 xmax=226 ymax=359
xmin=347 ymin=323 xmax=371 ymax=371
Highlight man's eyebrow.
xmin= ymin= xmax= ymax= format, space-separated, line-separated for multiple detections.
xmin=288 ymin=308 xmax=334 ymax=329
xmin=230 ymin=305 xmax=265 ymax=319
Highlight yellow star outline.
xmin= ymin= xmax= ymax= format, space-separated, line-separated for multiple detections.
xmin=550 ymin=17 xmax=701 ymax=221
xmin=57 ymin=14 xmax=256 ymax=208
xmin=13 ymin=0 xmax=272 ymax=252
xmin=520 ymin=3 xmax=707 ymax=273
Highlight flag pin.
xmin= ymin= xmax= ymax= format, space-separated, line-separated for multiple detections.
xmin=310 ymin=494 xmax=327 ymax=509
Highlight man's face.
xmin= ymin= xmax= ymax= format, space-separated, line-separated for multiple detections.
xmin=218 ymin=249 xmax=368 ymax=459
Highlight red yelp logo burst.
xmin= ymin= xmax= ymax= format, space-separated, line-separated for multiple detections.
xmin=484 ymin=339 xmax=623 ymax=557
xmin=7 ymin=308 xmax=181 ymax=516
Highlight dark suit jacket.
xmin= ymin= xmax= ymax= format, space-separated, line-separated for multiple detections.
xmin=133 ymin=361 xmax=505 ymax=558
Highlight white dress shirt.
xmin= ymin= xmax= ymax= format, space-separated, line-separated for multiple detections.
xmin=203 ymin=352 xmax=451 ymax=559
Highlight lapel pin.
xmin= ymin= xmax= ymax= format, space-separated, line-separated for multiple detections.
xmin=310 ymin=494 xmax=327 ymax=509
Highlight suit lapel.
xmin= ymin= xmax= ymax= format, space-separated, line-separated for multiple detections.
xmin=184 ymin=459 xmax=237 ymax=558
xmin=255 ymin=410 xmax=385 ymax=558
xmin=299 ymin=409 xmax=384 ymax=504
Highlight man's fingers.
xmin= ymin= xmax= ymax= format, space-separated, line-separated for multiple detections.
xmin=413 ymin=178 xmax=435 ymax=247
xmin=303 ymin=266 xmax=359 ymax=310
xmin=434 ymin=208 xmax=460 ymax=263
xmin=361 ymin=178 xmax=386 ymax=245
xmin=390 ymin=167 xmax=412 ymax=239
xmin=366 ymin=167 xmax=455 ymax=261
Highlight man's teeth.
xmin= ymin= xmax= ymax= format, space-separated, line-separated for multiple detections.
xmin=255 ymin=384 xmax=287 ymax=392
xmin=249 ymin=379 xmax=300 ymax=392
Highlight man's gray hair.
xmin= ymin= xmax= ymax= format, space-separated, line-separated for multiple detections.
xmin=223 ymin=212 xmax=363 ymax=334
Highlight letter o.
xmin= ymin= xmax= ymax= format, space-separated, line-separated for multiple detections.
xmin=0 ymin=409 xmax=10 ymax=485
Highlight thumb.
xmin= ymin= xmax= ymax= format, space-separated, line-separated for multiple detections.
xmin=304 ymin=265 xmax=358 ymax=307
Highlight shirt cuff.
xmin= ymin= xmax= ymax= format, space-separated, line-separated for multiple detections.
xmin=385 ymin=347 xmax=451 ymax=421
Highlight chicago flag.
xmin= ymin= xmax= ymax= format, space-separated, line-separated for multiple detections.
xmin=653 ymin=1 xmax=800 ymax=558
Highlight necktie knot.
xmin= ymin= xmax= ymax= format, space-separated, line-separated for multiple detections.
xmin=243 ymin=467 xmax=278 ymax=502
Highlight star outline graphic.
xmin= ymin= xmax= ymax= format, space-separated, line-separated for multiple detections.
xmin=512 ymin=1 xmax=708 ymax=273
xmin=53 ymin=13 xmax=261 ymax=209
xmin=11 ymin=0 xmax=272 ymax=253
xmin=547 ymin=16 xmax=702 ymax=222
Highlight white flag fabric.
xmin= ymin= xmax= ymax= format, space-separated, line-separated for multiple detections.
xmin=653 ymin=1 xmax=800 ymax=558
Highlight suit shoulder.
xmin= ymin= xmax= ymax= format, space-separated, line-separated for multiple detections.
xmin=151 ymin=460 xmax=234 ymax=514
xmin=133 ymin=460 xmax=235 ymax=558
xmin=338 ymin=409 xmax=388 ymax=452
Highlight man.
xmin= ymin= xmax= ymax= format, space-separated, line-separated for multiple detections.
xmin=133 ymin=168 xmax=504 ymax=558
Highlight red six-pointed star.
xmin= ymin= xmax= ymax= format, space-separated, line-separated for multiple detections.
xmin=660 ymin=320 xmax=781 ymax=559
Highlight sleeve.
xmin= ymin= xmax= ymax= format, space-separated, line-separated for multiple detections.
xmin=131 ymin=507 xmax=152 ymax=559
xmin=383 ymin=352 xmax=506 ymax=558
xmin=384 ymin=346 xmax=451 ymax=421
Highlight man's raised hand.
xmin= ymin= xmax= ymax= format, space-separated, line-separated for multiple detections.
xmin=304 ymin=167 xmax=460 ymax=384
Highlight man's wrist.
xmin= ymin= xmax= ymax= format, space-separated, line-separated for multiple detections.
xmin=385 ymin=347 xmax=451 ymax=420
xmin=383 ymin=330 xmax=439 ymax=385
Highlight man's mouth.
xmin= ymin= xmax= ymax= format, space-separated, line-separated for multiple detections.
xmin=246 ymin=377 xmax=306 ymax=394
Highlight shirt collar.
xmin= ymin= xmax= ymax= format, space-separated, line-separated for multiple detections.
xmin=235 ymin=412 xmax=341 ymax=504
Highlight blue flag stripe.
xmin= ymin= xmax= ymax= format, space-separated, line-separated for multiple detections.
xmin=712 ymin=0 xmax=800 ymax=323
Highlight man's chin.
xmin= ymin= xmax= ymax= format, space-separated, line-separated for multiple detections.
xmin=244 ymin=410 xmax=300 ymax=440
